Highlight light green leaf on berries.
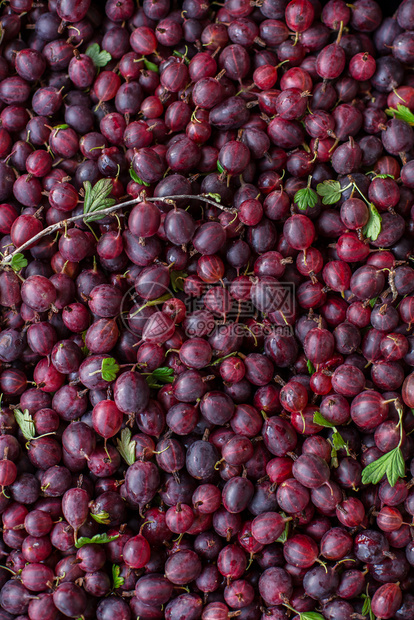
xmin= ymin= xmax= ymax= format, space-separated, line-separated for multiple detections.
xmin=10 ymin=253 xmax=27 ymax=272
xmin=306 ymin=359 xmax=315 ymax=375
xmin=86 ymin=43 xmax=112 ymax=68
xmin=112 ymin=564 xmax=124 ymax=589
xmin=13 ymin=408 xmax=36 ymax=441
xmin=361 ymin=592 xmax=375 ymax=620
xmin=101 ymin=357 xmax=119 ymax=382
xmin=361 ymin=446 xmax=404 ymax=487
xmin=171 ymin=270 xmax=187 ymax=292
xmin=74 ymin=533 xmax=119 ymax=548
xmin=130 ymin=167 xmax=150 ymax=186
xmin=385 ymin=104 xmax=414 ymax=125
xmin=313 ymin=411 xmax=336 ymax=428
xmin=173 ymin=47 xmax=189 ymax=64
xmin=205 ymin=193 xmax=222 ymax=203
xmin=294 ymin=187 xmax=318 ymax=211
xmin=300 ymin=613 xmax=325 ymax=620
xmin=146 ymin=367 xmax=174 ymax=389
xmin=217 ymin=161 xmax=225 ymax=174
xmin=90 ymin=510 xmax=111 ymax=525
xmin=143 ymin=58 xmax=159 ymax=73
xmin=276 ymin=512 xmax=289 ymax=543
xmin=363 ymin=203 xmax=382 ymax=241
xmin=83 ymin=179 xmax=116 ymax=222
xmin=116 ymin=428 xmax=136 ymax=466
xmin=316 ymin=180 xmax=343 ymax=205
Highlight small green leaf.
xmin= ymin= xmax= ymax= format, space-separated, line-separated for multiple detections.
xmin=276 ymin=512 xmax=289 ymax=543
xmin=217 ymin=161 xmax=225 ymax=174
xmin=14 ymin=408 xmax=36 ymax=441
xmin=75 ymin=533 xmax=119 ymax=548
xmin=316 ymin=180 xmax=343 ymax=205
xmin=90 ymin=510 xmax=111 ymax=525
xmin=313 ymin=411 xmax=336 ymax=428
xmin=361 ymin=446 xmax=405 ymax=487
xmin=361 ymin=591 xmax=375 ymax=620
xmin=210 ymin=352 xmax=238 ymax=366
xmin=369 ymin=172 xmax=395 ymax=179
xmin=130 ymin=167 xmax=150 ymax=186
xmin=86 ymin=43 xmax=112 ymax=68
xmin=369 ymin=296 xmax=378 ymax=308
xmin=112 ymin=564 xmax=124 ymax=589
xmin=53 ymin=124 xmax=69 ymax=134
xmin=101 ymin=357 xmax=119 ymax=382
xmin=171 ymin=270 xmax=187 ymax=292
xmin=300 ymin=613 xmax=325 ymax=620
xmin=173 ymin=47 xmax=189 ymax=64
xmin=332 ymin=431 xmax=347 ymax=451
xmin=363 ymin=203 xmax=382 ymax=241
xmin=205 ymin=192 xmax=221 ymax=203
xmin=146 ymin=367 xmax=174 ymax=389
xmin=294 ymin=187 xmax=318 ymax=211
xmin=145 ymin=293 xmax=173 ymax=307
xmin=306 ymin=359 xmax=315 ymax=375
xmin=143 ymin=58 xmax=159 ymax=73
xmin=116 ymin=428 xmax=136 ymax=466
xmin=385 ymin=104 xmax=414 ymax=125
xmin=83 ymin=179 xmax=116 ymax=222
xmin=10 ymin=253 xmax=28 ymax=272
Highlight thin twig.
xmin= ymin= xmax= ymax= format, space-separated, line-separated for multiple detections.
xmin=0 ymin=194 xmax=235 ymax=268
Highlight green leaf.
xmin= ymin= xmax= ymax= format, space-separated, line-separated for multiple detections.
xmin=144 ymin=293 xmax=173 ymax=307
xmin=332 ymin=431 xmax=347 ymax=451
xmin=369 ymin=296 xmax=378 ymax=308
xmin=143 ymin=58 xmax=159 ymax=73
xmin=80 ymin=330 xmax=89 ymax=356
xmin=294 ymin=187 xmax=318 ymax=211
xmin=313 ymin=411 xmax=336 ymax=428
xmin=363 ymin=203 xmax=382 ymax=241
xmin=306 ymin=359 xmax=315 ymax=375
xmin=53 ymin=124 xmax=69 ymax=134
xmin=83 ymin=179 xmax=116 ymax=222
xmin=300 ymin=613 xmax=325 ymax=620
xmin=90 ymin=510 xmax=111 ymax=525
xmin=116 ymin=428 xmax=136 ymax=466
xmin=316 ymin=180 xmax=343 ymax=205
xmin=130 ymin=293 xmax=173 ymax=318
xmin=173 ymin=47 xmax=189 ymax=64
xmin=361 ymin=592 xmax=375 ymax=620
xmin=205 ymin=192 xmax=221 ymax=203
xmin=276 ymin=512 xmax=289 ymax=543
xmin=86 ymin=43 xmax=112 ymax=68
xmin=361 ymin=446 xmax=405 ymax=487
xmin=385 ymin=104 xmax=414 ymax=125
xmin=210 ymin=352 xmax=238 ymax=366
xmin=14 ymin=408 xmax=36 ymax=441
xmin=75 ymin=533 xmax=119 ymax=548
xmin=10 ymin=253 xmax=27 ymax=272
xmin=112 ymin=564 xmax=124 ymax=589
xmin=217 ymin=161 xmax=225 ymax=174
xmin=146 ymin=367 xmax=174 ymax=389
xmin=171 ymin=270 xmax=187 ymax=292
xmin=130 ymin=167 xmax=150 ymax=186
xmin=371 ymin=173 xmax=395 ymax=179
xmin=101 ymin=357 xmax=119 ymax=382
